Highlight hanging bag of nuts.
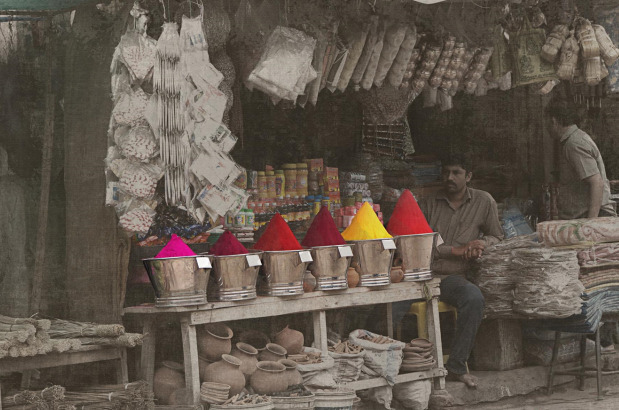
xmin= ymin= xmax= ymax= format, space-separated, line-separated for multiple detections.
xmin=510 ymin=14 xmax=557 ymax=87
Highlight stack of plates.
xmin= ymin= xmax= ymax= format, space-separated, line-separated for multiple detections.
xmin=200 ymin=382 xmax=230 ymax=405
xmin=400 ymin=338 xmax=436 ymax=373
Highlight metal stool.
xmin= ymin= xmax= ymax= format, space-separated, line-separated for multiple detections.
xmin=396 ymin=300 xmax=457 ymax=364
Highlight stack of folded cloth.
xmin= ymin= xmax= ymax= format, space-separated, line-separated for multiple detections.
xmin=400 ymin=338 xmax=435 ymax=373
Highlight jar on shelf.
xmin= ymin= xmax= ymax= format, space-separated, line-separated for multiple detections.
xmin=296 ymin=163 xmax=308 ymax=197
xmin=258 ymin=171 xmax=267 ymax=199
xmin=283 ymin=164 xmax=297 ymax=198
xmin=266 ymin=171 xmax=276 ymax=199
xmin=275 ymin=170 xmax=285 ymax=199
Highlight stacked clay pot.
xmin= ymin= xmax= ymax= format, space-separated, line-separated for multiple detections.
xmin=278 ymin=358 xmax=303 ymax=387
xmin=259 ymin=343 xmax=287 ymax=361
xmin=153 ymin=361 xmax=185 ymax=405
xmin=250 ymin=361 xmax=288 ymax=394
xmin=230 ymin=342 xmax=259 ymax=381
xmin=274 ymin=326 xmax=304 ymax=355
xmin=197 ymin=323 xmax=233 ymax=362
xmin=203 ymin=354 xmax=246 ymax=395
xmin=239 ymin=330 xmax=270 ymax=352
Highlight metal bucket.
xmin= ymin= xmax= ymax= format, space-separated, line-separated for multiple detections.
xmin=258 ymin=250 xmax=313 ymax=296
xmin=142 ymin=255 xmax=212 ymax=307
xmin=308 ymin=245 xmax=354 ymax=291
xmin=208 ymin=251 xmax=263 ymax=301
xmin=349 ymin=239 xmax=396 ymax=287
xmin=394 ymin=233 xmax=437 ymax=282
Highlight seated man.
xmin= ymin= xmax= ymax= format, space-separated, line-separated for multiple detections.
xmin=393 ymin=155 xmax=503 ymax=388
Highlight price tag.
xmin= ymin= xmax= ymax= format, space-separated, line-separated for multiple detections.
xmin=196 ymin=257 xmax=212 ymax=269
xmin=338 ymin=246 xmax=353 ymax=258
xmin=382 ymin=239 xmax=396 ymax=250
xmin=246 ymin=254 xmax=262 ymax=267
xmin=436 ymin=234 xmax=444 ymax=246
xmin=299 ymin=251 xmax=313 ymax=263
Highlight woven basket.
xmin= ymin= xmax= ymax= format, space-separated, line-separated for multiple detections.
xmin=593 ymin=24 xmax=619 ymax=67
xmin=557 ymin=33 xmax=579 ymax=81
xmin=541 ymin=25 xmax=569 ymax=63
xmin=585 ymin=56 xmax=603 ymax=86
xmin=576 ymin=18 xmax=600 ymax=59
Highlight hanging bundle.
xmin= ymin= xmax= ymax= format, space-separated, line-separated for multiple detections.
xmin=463 ymin=47 xmax=493 ymax=94
xmin=440 ymin=41 xmax=465 ymax=91
xmin=557 ymin=31 xmax=579 ymax=81
xmin=576 ymin=18 xmax=600 ymax=60
xmin=593 ymin=24 xmax=619 ymax=67
xmin=541 ymin=24 xmax=569 ymax=64
xmin=429 ymin=35 xmax=456 ymax=88
xmin=510 ymin=15 xmax=557 ymax=87
xmin=450 ymin=47 xmax=476 ymax=96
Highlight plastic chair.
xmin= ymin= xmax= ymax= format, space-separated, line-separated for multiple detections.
xmin=396 ymin=300 xmax=458 ymax=364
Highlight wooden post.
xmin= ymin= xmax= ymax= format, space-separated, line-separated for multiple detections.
xmin=30 ymin=17 xmax=55 ymax=315
xmin=426 ymin=297 xmax=445 ymax=390
xmin=312 ymin=310 xmax=328 ymax=354
xmin=181 ymin=317 xmax=200 ymax=405
xmin=140 ymin=318 xmax=156 ymax=388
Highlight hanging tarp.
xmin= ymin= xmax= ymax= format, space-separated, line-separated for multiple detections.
xmin=0 ymin=0 xmax=97 ymax=14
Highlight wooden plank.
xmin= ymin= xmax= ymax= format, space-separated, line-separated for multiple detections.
xmin=141 ymin=317 xmax=156 ymax=389
xmin=313 ymin=311 xmax=328 ymax=354
xmin=426 ymin=296 xmax=445 ymax=390
xmin=117 ymin=347 xmax=129 ymax=384
xmin=188 ymin=282 xmax=440 ymax=325
xmin=181 ymin=319 xmax=200 ymax=405
xmin=343 ymin=368 xmax=447 ymax=391
xmin=123 ymin=280 xmax=441 ymax=316
xmin=0 ymin=348 xmax=122 ymax=373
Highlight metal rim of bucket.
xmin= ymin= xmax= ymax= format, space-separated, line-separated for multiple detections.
xmin=306 ymin=244 xmax=356 ymax=250
xmin=358 ymin=274 xmax=391 ymax=287
xmin=259 ymin=282 xmax=304 ymax=296
xmin=315 ymin=277 xmax=348 ymax=290
xmin=402 ymin=272 xmax=433 ymax=282
xmin=210 ymin=250 xmax=264 ymax=260
xmin=155 ymin=293 xmax=207 ymax=307
xmin=142 ymin=255 xmax=212 ymax=262
xmin=210 ymin=288 xmax=257 ymax=301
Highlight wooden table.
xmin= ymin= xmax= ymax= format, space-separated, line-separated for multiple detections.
xmin=123 ymin=279 xmax=446 ymax=405
xmin=0 ymin=346 xmax=128 ymax=410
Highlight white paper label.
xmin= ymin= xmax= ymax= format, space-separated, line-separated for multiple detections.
xmin=338 ymin=246 xmax=353 ymax=258
xmin=436 ymin=234 xmax=444 ymax=246
xmin=196 ymin=257 xmax=212 ymax=269
xmin=299 ymin=251 xmax=313 ymax=263
xmin=246 ymin=254 xmax=262 ymax=267
xmin=382 ymin=239 xmax=396 ymax=250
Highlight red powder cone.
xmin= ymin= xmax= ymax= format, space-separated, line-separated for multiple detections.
xmin=302 ymin=206 xmax=346 ymax=247
xmin=210 ymin=231 xmax=249 ymax=256
xmin=387 ymin=189 xmax=433 ymax=236
xmin=254 ymin=213 xmax=302 ymax=251
xmin=156 ymin=234 xmax=197 ymax=258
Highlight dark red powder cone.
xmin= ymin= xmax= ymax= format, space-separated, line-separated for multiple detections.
xmin=387 ymin=189 xmax=433 ymax=236
xmin=254 ymin=213 xmax=302 ymax=251
xmin=302 ymin=206 xmax=346 ymax=247
xmin=209 ymin=231 xmax=249 ymax=256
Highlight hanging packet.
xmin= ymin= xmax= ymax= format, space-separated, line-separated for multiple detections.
xmin=510 ymin=15 xmax=557 ymax=87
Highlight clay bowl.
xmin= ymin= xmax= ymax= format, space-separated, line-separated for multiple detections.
xmin=410 ymin=338 xmax=433 ymax=349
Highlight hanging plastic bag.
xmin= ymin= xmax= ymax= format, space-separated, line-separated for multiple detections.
xmin=490 ymin=25 xmax=512 ymax=80
xmin=117 ymin=125 xmax=159 ymax=163
xmin=510 ymin=15 xmax=557 ymax=87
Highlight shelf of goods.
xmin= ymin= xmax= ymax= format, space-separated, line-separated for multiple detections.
xmin=124 ymin=279 xmax=445 ymax=405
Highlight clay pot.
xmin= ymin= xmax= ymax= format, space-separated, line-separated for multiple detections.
xmin=230 ymin=342 xmax=259 ymax=380
xmin=259 ymin=343 xmax=287 ymax=362
xmin=168 ymin=388 xmax=188 ymax=405
xmin=278 ymin=358 xmax=303 ymax=387
xmin=198 ymin=355 xmax=214 ymax=382
xmin=238 ymin=330 xmax=271 ymax=352
xmin=390 ymin=266 xmax=404 ymax=283
xmin=347 ymin=267 xmax=360 ymax=288
xmin=203 ymin=354 xmax=246 ymax=396
xmin=197 ymin=323 xmax=233 ymax=362
xmin=153 ymin=361 xmax=185 ymax=405
xmin=274 ymin=326 xmax=304 ymax=355
xmin=250 ymin=361 xmax=288 ymax=394
xmin=303 ymin=271 xmax=316 ymax=293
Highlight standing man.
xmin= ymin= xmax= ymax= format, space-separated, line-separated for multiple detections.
xmin=545 ymin=101 xmax=616 ymax=219
xmin=546 ymin=100 xmax=617 ymax=351
xmin=392 ymin=155 xmax=504 ymax=388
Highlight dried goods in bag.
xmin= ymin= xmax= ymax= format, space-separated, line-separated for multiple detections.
xmin=387 ymin=26 xmax=418 ymax=88
xmin=374 ymin=23 xmax=407 ymax=88
xmin=510 ymin=16 xmax=557 ymax=87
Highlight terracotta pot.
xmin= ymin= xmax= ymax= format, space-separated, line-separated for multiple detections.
xmin=390 ymin=266 xmax=404 ymax=283
xmin=203 ymin=354 xmax=246 ymax=396
xmin=197 ymin=323 xmax=233 ymax=362
xmin=230 ymin=342 xmax=259 ymax=380
xmin=198 ymin=355 xmax=214 ymax=382
xmin=303 ymin=271 xmax=316 ymax=292
xmin=258 ymin=343 xmax=287 ymax=362
xmin=238 ymin=330 xmax=271 ymax=352
xmin=153 ymin=361 xmax=185 ymax=405
xmin=168 ymin=388 xmax=188 ymax=405
xmin=278 ymin=358 xmax=303 ymax=387
xmin=347 ymin=267 xmax=359 ymax=288
xmin=274 ymin=326 xmax=304 ymax=355
xmin=250 ymin=361 xmax=288 ymax=394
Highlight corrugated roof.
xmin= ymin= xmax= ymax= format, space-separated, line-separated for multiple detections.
xmin=0 ymin=0 xmax=97 ymax=14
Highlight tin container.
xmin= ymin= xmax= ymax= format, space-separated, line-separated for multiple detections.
xmin=208 ymin=251 xmax=263 ymax=301
xmin=258 ymin=250 xmax=313 ymax=296
xmin=349 ymin=239 xmax=396 ymax=287
xmin=308 ymin=245 xmax=355 ymax=290
xmin=393 ymin=233 xmax=437 ymax=281
xmin=142 ymin=255 xmax=212 ymax=307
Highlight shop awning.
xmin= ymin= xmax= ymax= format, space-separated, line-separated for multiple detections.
xmin=0 ymin=0 xmax=98 ymax=15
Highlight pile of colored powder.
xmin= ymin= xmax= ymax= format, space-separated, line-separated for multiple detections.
xmin=342 ymin=202 xmax=392 ymax=241
xmin=302 ymin=206 xmax=346 ymax=247
xmin=209 ymin=231 xmax=249 ymax=256
xmin=156 ymin=234 xmax=196 ymax=258
xmin=254 ymin=213 xmax=302 ymax=251
xmin=387 ymin=189 xmax=433 ymax=236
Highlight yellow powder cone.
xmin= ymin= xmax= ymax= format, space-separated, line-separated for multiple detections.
xmin=342 ymin=202 xmax=393 ymax=241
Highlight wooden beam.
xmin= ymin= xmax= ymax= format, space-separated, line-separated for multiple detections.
xmin=0 ymin=347 xmax=122 ymax=373
xmin=343 ymin=367 xmax=447 ymax=391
